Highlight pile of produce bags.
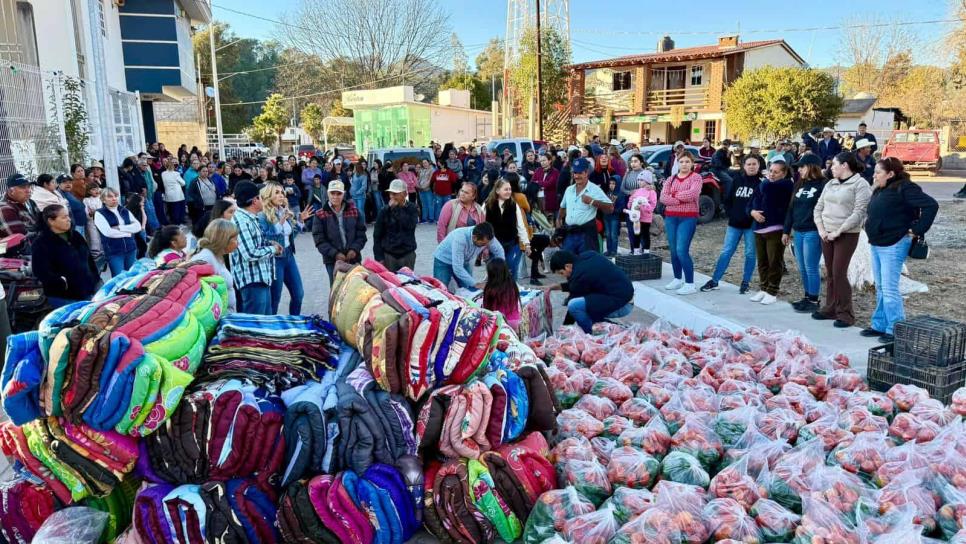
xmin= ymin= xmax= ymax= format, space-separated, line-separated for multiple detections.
xmin=527 ymin=321 xmax=966 ymax=543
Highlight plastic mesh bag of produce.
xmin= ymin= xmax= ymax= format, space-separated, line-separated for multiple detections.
xmin=659 ymin=391 xmax=689 ymax=435
xmin=670 ymin=414 xmax=724 ymax=470
xmin=589 ymin=377 xmax=633 ymax=405
xmin=875 ymin=440 xmax=930 ymax=488
xmin=953 ymin=388 xmax=966 ymax=417
xmin=556 ymin=408 xmax=604 ymax=440
xmin=617 ymin=416 xmax=670 ymax=459
xmin=601 ymin=415 xmax=634 ymax=438
xmin=637 ymin=377 xmax=677 ymax=409
xmin=602 ymin=486 xmax=655 ymax=524
xmin=660 ymin=451 xmax=710 ymax=489
xmin=847 ymin=390 xmax=896 ymax=419
xmin=939 ymin=480 xmax=966 ymax=539
xmin=830 ymin=431 xmax=891 ymax=476
xmin=609 ymin=506 xmax=682 ymax=544
xmin=758 ymin=439 xmax=825 ymax=513
xmin=652 ymin=480 xmax=711 ymax=543
xmin=560 ymin=459 xmax=612 ymax=506
xmin=838 ymin=404 xmax=890 ymax=434
xmin=756 ymin=407 xmax=805 ymax=442
xmin=708 ymin=456 xmax=762 ymax=510
xmin=887 ymin=383 xmax=930 ymax=412
xmin=679 ymin=384 xmax=719 ymax=414
xmin=551 ymin=435 xmax=596 ymax=466
xmin=806 ymin=464 xmax=876 ymax=519
xmin=876 ymin=468 xmax=939 ymax=534
xmin=573 ymin=395 xmax=617 ymax=421
xmin=606 ymin=446 xmax=660 ymax=490
xmin=703 ymin=498 xmax=763 ymax=543
xmin=590 ymin=436 xmax=616 ymax=466
xmin=795 ymin=496 xmax=861 ymax=544
xmin=561 ymin=503 xmax=619 ymax=544
xmin=618 ymin=397 xmax=661 ymax=426
xmin=714 ymin=406 xmax=760 ymax=448
xmin=910 ymin=398 xmax=958 ymax=427
xmin=610 ymin=355 xmax=651 ymax=391
xmin=719 ymin=427 xmax=790 ymax=475
xmin=750 ymin=498 xmax=800 ymax=543
xmin=889 ymin=412 xmax=941 ymax=444
xmin=556 ymin=368 xmax=596 ymax=408
xmin=798 ymin=413 xmax=854 ymax=451
xmin=523 ymin=486 xmax=596 ymax=544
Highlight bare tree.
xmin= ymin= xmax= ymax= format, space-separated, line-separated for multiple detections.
xmin=834 ymin=16 xmax=921 ymax=97
xmin=279 ymin=0 xmax=451 ymax=89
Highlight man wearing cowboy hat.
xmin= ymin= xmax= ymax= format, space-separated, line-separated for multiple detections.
xmin=854 ymin=138 xmax=876 ymax=184
xmin=818 ymin=127 xmax=842 ymax=164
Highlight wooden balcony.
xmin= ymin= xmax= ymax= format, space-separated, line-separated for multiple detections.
xmin=645 ymin=87 xmax=709 ymax=115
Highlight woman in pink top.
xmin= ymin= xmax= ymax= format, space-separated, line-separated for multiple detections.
xmin=659 ymin=151 xmax=703 ymax=295
xmin=436 ymin=182 xmax=485 ymax=242
xmin=625 ymin=170 xmax=657 ymax=254
xmin=397 ymin=163 xmax=419 ymax=205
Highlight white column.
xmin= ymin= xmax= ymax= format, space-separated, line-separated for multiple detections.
xmin=86 ymin=0 xmax=119 ymax=191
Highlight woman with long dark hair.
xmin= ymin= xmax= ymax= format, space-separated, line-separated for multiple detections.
xmin=482 ymin=258 xmax=521 ymax=330
xmin=31 ymin=204 xmax=99 ymax=307
xmin=861 ymin=157 xmax=938 ymax=342
xmin=812 ymin=152 xmax=873 ymax=327
xmin=747 ymin=159 xmax=794 ymax=305
xmin=485 ymin=179 xmax=530 ymax=282
xmin=783 ymin=154 xmax=827 ymax=313
xmin=660 ymin=151 xmax=703 ymax=295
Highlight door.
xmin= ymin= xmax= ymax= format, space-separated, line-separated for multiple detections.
xmin=666 ymin=66 xmax=686 ymax=105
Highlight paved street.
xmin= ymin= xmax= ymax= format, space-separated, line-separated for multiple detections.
xmin=280 ymin=222 xmax=653 ymax=331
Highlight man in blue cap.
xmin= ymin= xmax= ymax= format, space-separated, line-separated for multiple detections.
xmin=556 ymin=156 xmax=613 ymax=254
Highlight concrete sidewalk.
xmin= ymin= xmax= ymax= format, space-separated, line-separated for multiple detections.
xmin=631 ymin=262 xmax=880 ymax=374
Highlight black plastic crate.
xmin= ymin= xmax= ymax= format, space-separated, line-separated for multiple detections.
xmin=894 ymin=316 xmax=966 ymax=368
xmin=615 ymin=253 xmax=662 ymax=281
xmin=867 ymin=343 xmax=966 ymax=404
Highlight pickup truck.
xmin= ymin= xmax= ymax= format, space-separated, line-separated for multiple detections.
xmin=882 ymin=130 xmax=942 ymax=174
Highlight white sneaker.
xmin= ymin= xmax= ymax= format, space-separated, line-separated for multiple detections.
xmin=631 ymin=249 xmax=641 ymax=256
xmin=642 ymin=249 xmax=650 ymax=254
xmin=676 ymin=283 xmax=697 ymax=295
xmin=760 ymin=293 xmax=778 ymax=305
xmin=749 ymin=291 xmax=766 ymax=302
xmin=665 ymin=278 xmax=684 ymax=290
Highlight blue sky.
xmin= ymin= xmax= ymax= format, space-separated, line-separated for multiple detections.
xmin=210 ymin=0 xmax=957 ymax=68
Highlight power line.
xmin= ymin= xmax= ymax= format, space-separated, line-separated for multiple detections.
xmin=570 ymin=17 xmax=960 ymax=37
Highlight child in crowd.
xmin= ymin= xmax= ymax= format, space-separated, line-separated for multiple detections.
xmin=282 ymin=176 xmax=301 ymax=219
xmin=626 ymin=169 xmax=657 ymax=254
xmin=83 ymin=183 xmax=104 ymax=270
xmin=148 ymin=225 xmax=188 ymax=266
xmin=482 ymin=258 xmax=521 ymax=330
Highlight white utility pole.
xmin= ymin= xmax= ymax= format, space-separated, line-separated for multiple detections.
xmin=87 ymin=0 xmax=119 ymax=191
xmin=209 ymin=23 xmax=226 ymax=160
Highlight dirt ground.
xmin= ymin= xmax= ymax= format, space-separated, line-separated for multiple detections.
xmin=645 ymin=199 xmax=966 ymax=327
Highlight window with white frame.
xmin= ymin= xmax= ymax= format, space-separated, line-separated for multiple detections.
xmin=690 ymin=65 xmax=704 ymax=86
xmin=98 ymin=0 xmax=107 ymax=36
xmin=705 ymin=120 xmax=717 ymax=144
xmin=113 ymin=93 xmax=136 ymax=159
xmin=612 ymin=71 xmax=632 ymax=91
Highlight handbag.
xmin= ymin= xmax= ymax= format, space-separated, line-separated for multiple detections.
xmin=909 ymin=235 xmax=929 ymax=260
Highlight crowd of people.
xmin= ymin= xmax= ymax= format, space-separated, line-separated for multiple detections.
xmin=0 ymin=127 xmax=942 ymax=346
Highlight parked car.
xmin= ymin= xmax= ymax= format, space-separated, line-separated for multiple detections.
xmin=486 ymin=138 xmax=542 ymax=165
xmin=365 ymin=148 xmax=437 ymax=170
xmin=296 ymin=144 xmax=320 ymax=160
xmin=322 ymin=146 xmax=358 ymax=164
xmin=640 ymin=144 xmax=722 ymax=224
xmin=224 ymin=142 xmax=269 ymax=158
xmin=882 ymin=130 xmax=942 ymax=174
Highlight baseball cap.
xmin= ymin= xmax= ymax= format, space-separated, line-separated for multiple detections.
xmin=792 ymin=154 xmax=822 ymax=168
xmin=56 ymin=173 xmax=72 ymax=184
xmin=328 ymin=180 xmax=345 ymax=193
xmin=567 ymin=145 xmax=580 ymax=153
xmin=388 ymin=179 xmax=407 ymax=193
xmin=571 ymin=157 xmax=592 ymax=173
xmin=5 ymin=173 xmax=28 ymax=188
xmin=233 ymin=181 xmax=259 ymax=207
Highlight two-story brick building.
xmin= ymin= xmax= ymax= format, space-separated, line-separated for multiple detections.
xmin=567 ymin=35 xmax=806 ymax=145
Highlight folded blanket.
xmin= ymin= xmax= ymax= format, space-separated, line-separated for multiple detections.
xmin=0 ymin=422 xmax=73 ymax=504
xmin=434 ymin=460 xmax=496 ymax=544
xmin=280 ymin=381 xmax=328 ymax=488
xmin=422 ymin=461 xmax=457 ymax=544
xmin=479 ymin=450 xmax=532 ymax=523
xmin=335 ymin=381 xmax=393 ymax=474
xmin=0 ymin=474 xmax=59 ymax=544
xmin=495 ymin=432 xmax=555 ymax=505
xmin=133 ymin=483 xmax=175 ymax=544
xmin=466 ymin=458 xmax=522 ymax=542
xmin=277 ymin=480 xmax=339 ymax=543
xmin=347 ymin=367 xmax=416 ymax=462
xmin=2 ymin=331 xmax=43 ymax=425
xmin=364 ymin=463 xmax=420 ymax=542
xmin=516 ymin=364 xmax=559 ymax=433
xmin=307 ymin=474 xmax=373 ymax=544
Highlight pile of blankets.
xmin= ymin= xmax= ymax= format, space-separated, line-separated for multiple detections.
xmin=0 ymin=473 xmax=59 ymax=543
xmin=329 ymin=259 xmax=504 ymax=402
xmin=133 ymin=478 xmax=278 ymax=543
xmin=423 ymin=432 xmax=557 ymax=544
xmin=0 ymin=262 xmax=227 ymax=514
xmin=277 ymin=462 xmax=421 ymax=544
xmin=202 ymin=314 xmax=342 ymax=392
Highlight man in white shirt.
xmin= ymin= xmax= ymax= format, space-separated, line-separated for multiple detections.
xmin=557 ymin=157 xmax=613 ymax=254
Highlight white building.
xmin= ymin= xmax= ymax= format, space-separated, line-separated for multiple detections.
xmin=834 ymin=92 xmax=900 ymax=144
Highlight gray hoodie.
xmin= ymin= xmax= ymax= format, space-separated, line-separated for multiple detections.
xmin=813 ymin=173 xmax=872 ymax=236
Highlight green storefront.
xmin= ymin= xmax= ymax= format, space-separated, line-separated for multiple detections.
xmin=353 ymin=104 xmax=433 ymax=156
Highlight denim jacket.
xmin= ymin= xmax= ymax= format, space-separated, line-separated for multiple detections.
xmin=257 ymin=209 xmax=300 ymax=255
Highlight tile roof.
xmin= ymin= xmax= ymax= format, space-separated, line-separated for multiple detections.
xmin=569 ymin=39 xmax=792 ymax=70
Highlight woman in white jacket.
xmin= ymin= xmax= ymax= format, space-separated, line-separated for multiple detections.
xmin=812 ymin=151 xmax=872 ymax=328
xmin=161 ymin=157 xmax=187 ymax=225
xmin=30 ymin=174 xmax=68 ymax=212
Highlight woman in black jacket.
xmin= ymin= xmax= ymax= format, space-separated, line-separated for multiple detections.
xmin=701 ymin=156 xmax=763 ymax=294
xmin=783 ymin=154 xmax=827 ymax=313
xmin=862 ymin=157 xmax=939 ymax=342
xmin=31 ymin=204 xmax=100 ymax=307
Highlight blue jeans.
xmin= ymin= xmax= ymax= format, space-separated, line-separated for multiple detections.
xmin=239 ymin=282 xmax=272 ymax=315
xmin=604 ymin=216 xmax=620 ymax=255
xmin=419 ymin=191 xmax=435 ymax=222
xmin=144 ymin=198 xmax=161 ymax=233
xmin=352 ymin=196 xmax=366 ymax=221
xmin=433 ymin=258 xmax=476 ymax=290
xmin=433 ymin=194 xmax=450 ymax=223
xmin=665 ymin=216 xmax=698 ymax=283
xmin=793 ymin=230 xmax=822 ymax=297
xmin=502 ymin=242 xmax=522 ymax=282
xmin=373 ymin=191 xmax=385 ymax=214
xmin=106 ymin=249 xmax=137 ymax=277
xmin=270 ymin=248 xmax=304 ymax=315
xmin=871 ymin=236 xmax=912 ymax=334
xmin=568 ymin=298 xmax=634 ymax=333
xmin=711 ymin=226 xmax=756 ymax=284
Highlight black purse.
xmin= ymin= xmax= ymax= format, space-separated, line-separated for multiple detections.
xmin=909 ymin=235 xmax=929 ymax=260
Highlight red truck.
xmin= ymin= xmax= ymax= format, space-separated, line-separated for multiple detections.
xmin=881 ymin=130 xmax=943 ymax=174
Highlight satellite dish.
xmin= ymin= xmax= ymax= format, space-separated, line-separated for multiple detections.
xmin=205 ymin=87 xmax=216 ymax=97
